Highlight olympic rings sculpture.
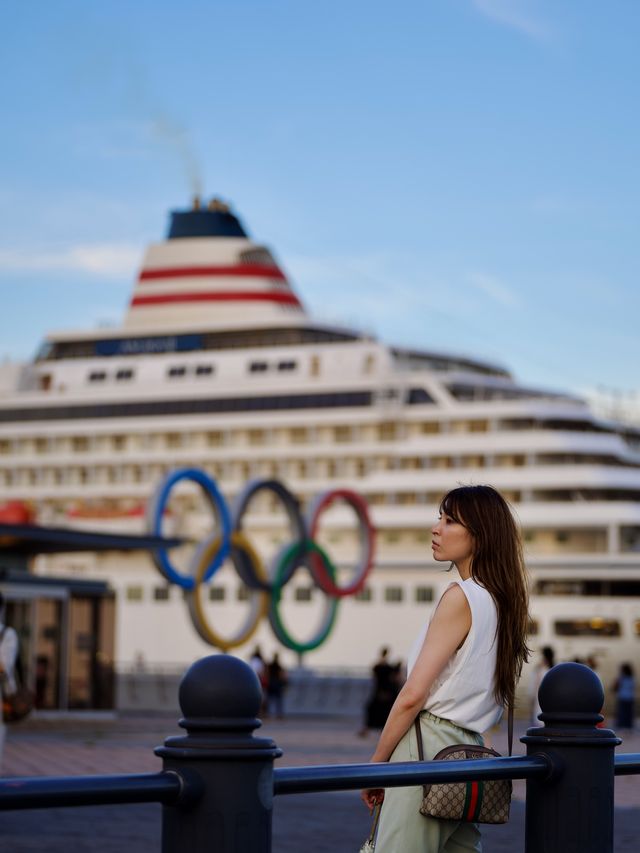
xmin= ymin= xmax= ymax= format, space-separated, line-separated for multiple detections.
xmin=147 ymin=468 xmax=376 ymax=655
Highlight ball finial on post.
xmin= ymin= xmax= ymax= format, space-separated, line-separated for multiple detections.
xmin=178 ymin=654 xmax=263 ymax=729
xmin=538 ymin=661 xmax=605 ymax=726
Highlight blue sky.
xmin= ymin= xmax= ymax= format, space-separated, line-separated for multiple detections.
xmin=1 ymin=0 xmax=638 ymax=413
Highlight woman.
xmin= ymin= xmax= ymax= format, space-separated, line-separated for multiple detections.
xmin=361 ymin=485 xmax=530 ymax=852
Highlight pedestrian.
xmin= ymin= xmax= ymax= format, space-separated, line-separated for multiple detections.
xmin=265 ymin=652 xmax=287 ymax=719
xmin=529 ymin=645 xmax=555 ymax=726
xmin=0 ymin=592 xmax=19 ymax=770
xmin=612 ymin=663 xmax=635 ymax=731
xmin=359 ymin=647 xmax=401 ymax=737
xmin=361 ymin=484 xmax=530 ymax=852
xmin=248 ymin=645 xmax=268 ymax=714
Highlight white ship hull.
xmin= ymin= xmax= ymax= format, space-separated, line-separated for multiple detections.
xmin=0 ymin=197 xmax=638 ymax=697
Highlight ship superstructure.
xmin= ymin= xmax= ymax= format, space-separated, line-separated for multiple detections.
xmin=1 ymin=197 xmax=640 ymax=690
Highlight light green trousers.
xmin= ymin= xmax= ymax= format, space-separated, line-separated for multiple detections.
xmin=374 ymin=711 xmax=483 ymax=853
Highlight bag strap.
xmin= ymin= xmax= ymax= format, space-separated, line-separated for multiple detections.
xmin=414 ymin=705 xmax=514 ymax=758
xmin=414 ymin=717 xmax=425 ymax=760
xmin=366 ymin=803 xmax=381 ymax=845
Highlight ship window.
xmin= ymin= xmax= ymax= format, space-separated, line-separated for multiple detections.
xmin=415 ymin=586 xmax=434 ymax=603
xmin=527 ymin=619 xmax=539 ymax=635
xmin=153 ymin=587 xmax=170 ymax=602
xmin=294 ymin=586 xmax=313 ymax=602
xmin=289 ymin=428 xmax=307 ymax=444
xmin=379 ymin=423 xmax=397 ymax=441
xmin=554 ymin=618 xmax=621 ymax=637
xmin=278 ymin=360 xmax=297 ymax=371
xmin=116 ymin=368 xmax=133 ymax=381
xmin=407 ymin=388 xmax=434 ymax=405
xmin=0 ymin=390 xmax=374 ymax=422
xmin=334 ymin=426 xmax=351 ymax=443
xmin=355 ymin=587 xmax=373 ymax=602
xmin=125 ymin=586 xmax=143 ymax=602
xmin=384 ymin=586 xmax=404 ymax=603
xmin=168 ymin=366 xmax=187 ymax=378
xmin=209 ymin=587 xmax=225 ymax=601
xmin=536 ymin=581 xmax=584 ymax=595
xmin=249 ymin=361 xmax=268 ymax=373
xmin=237 ymin=586 xmax=250 ymax=601
xmin=196 ymin=364 xmax=214 ymax=376
xmin=88 ymin=371 xmax=107 ymax=382
xmin=621 ymin=526 xmax=640 ymax=553
xmin=536 ymin=580 xmax=640 ymax=596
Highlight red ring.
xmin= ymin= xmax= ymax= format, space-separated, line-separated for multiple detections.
xmin=306 ymin=489 xmax=376 ymax=597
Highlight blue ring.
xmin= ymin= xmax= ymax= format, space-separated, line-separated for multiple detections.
xmin=149 ymin=468 xmax=232 ymax=589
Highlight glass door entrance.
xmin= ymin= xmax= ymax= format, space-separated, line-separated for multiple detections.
xmin=5 ymin=587 xmax=114 ymax=712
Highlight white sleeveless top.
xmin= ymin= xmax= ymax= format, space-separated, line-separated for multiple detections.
xmin=406 ymin=578 xmax=502 ymax=733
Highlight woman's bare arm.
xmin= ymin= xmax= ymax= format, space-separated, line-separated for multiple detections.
xmin=369 ymin=584 xmax=471 ymax=763
xmin=360 ymin=585 xmax=471 ymax=809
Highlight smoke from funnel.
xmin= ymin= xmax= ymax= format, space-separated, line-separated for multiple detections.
xmin=152 ymin=116 xmax=204 ymax=198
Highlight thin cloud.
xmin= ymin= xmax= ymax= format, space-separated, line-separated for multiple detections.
xmin=471 ymin=0 xmax=550 ymax=40
xmin=0 ymin=244 xmax=140 ymax=278
xmin=287 ymin=251 xmax=467 ymax=333
xmin=467 ymin=272 xmax=520 ymax=307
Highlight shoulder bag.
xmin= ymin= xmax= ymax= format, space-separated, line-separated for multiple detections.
xmin=414 ymin=707 xmax=513 ymax=824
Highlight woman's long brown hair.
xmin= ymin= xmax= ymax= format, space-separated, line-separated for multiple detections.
xmin=440 ymin=484 xmax=530 ymax=708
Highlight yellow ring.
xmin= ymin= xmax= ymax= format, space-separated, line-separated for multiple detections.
xmin=186 ymin=532 xmax=270 ymax=651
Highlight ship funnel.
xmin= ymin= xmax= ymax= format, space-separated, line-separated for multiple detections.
xmin=124 ymin=198 xmax=307 ymax=331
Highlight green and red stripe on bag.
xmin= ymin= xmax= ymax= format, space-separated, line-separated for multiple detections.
xmin=419 ymin=743 xmax=511 ymax=824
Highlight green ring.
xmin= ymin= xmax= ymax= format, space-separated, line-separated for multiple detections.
xmin=268 ymin=540 xmax=340 ymax=653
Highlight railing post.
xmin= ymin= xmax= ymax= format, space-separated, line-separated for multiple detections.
xmin=156 ymin=654 xmax=282 ymax=853
xmin=522 ymin=662 xmax=621 ymax=853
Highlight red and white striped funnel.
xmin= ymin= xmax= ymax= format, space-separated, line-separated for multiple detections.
xmin=124 ymin=197 xmax=306 ymax=331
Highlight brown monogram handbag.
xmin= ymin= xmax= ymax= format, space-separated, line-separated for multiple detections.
xmin=414 ymin=708 xmax=513 ymax=825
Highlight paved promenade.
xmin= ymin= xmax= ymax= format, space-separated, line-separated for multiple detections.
xmin=0 ymin=713 xmax=638 ymax=851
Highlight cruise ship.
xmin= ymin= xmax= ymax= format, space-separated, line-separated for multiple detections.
xmin=1 ymin=196 xmax=640 ymax=699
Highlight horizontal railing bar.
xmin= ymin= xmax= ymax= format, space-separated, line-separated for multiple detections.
xmin=274 ymin=755 xmax=551 ymax=795
xmin=614 ymin=754 xmax=640 ymax=776
xmin=0 ymin=772 xmax=184 ymax=810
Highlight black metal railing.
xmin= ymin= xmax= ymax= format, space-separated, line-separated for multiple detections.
xmin=1 ymin=653 xmax=638 ymax=853
xmin=273 ymin=753 xmax=552 ymax=795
